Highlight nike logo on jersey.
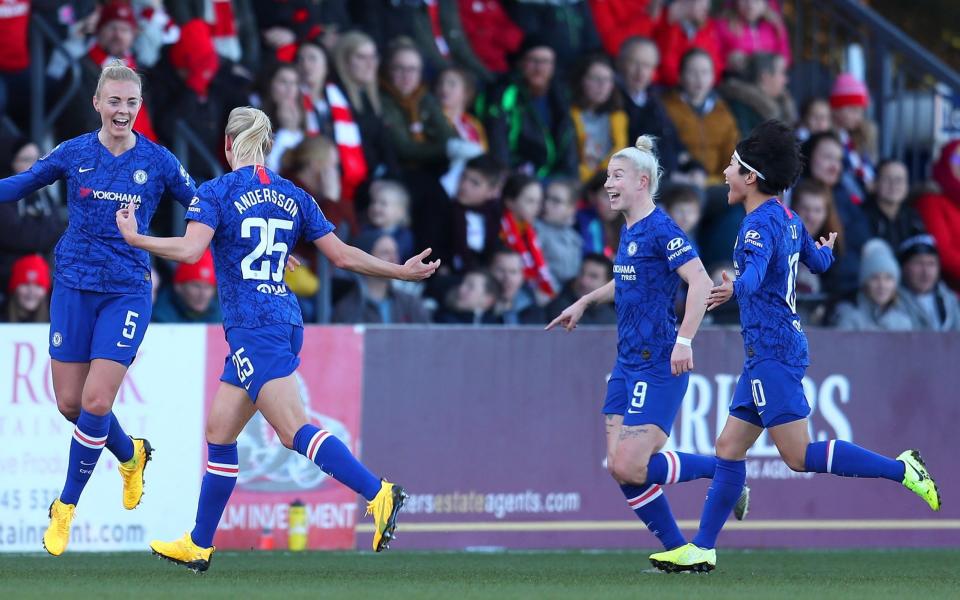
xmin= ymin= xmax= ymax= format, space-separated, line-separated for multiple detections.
xmin=243 ymin=381 xmax=252 ymax=391
xmin=116 ymin=342 xmax=131 ymax=348
xmin=79 ymin=167 xmax=94 ymax=173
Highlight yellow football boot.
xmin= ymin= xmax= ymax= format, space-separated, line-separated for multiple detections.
xmin=898 ymin=450 xmax=941 ymax=511
xmin=43 ymin=499 xmax=76 ymax=556
xmin=151 ymin=532 xmax=215 ymax=573
xmin=649 ymin=542 xmax=717 ymax=573
xmin=366 ymin=480 xmax=407 ymax=552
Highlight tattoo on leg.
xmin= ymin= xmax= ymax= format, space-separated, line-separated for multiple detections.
xmin=618 ymin=426 xmax=649 ymax=441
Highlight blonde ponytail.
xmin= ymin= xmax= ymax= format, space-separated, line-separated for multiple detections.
xmin=226 ymin=106 xmax=273 ymax=166
xmin=95 ymin=60 xmax=143 ymax=98
xmin=611 ymin=135 xmax=663 ymax=197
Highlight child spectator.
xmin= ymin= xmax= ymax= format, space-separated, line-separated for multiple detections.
xmin=362 ymin=180 xmax=415 ymax=261
xmin=434 ymin=269 xmax=503 ymax=325
xmin=862 ymin=159 xmax=926 ymax=251
xmin=669 ymin=158 xmax=708 ymax=190
xmin=448 ymin=154 xmax=504 ymax=273
xmin=3 ymin=254 xmax=50 ymax=323
xmin=153 ymin=251 xmax=222 ymax=323
xmin=660 ymin=184 xmax=702 ymax=240
xmin=832 ymin=239 xmax=913 ymax=331
xmin=545 ymin=253 xmax=616 ymax=325
xmin=915 ymin=139 xmax=960 ymax=291
xmin=830 ymin=72 xmax=877 ymax=192
xmin=897 ymin=235 xmax=960 ymax=331
xmin=489 ymin=248 xmax=545 ymax=324
xmin=576 ymin=170 xmax=623 ymax=257
xmin=536 ymin=178 xmax=584 ymax=288
xmin=570 ymin=53 xmax=628 ymax=182
xmin=499 ymin=173 xmax=555 ymax=299
xmin=795 ymin=97 xmax=831 ymax=142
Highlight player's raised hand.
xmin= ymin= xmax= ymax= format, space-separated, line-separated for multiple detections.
xmin=115 ymin=202 xmax=138 ymax=242
xmin=401 ymin=248 xmax=441 ymax=281
xmin=816 ymin=231 xmax=838 ymax=250
xmin=545 ymin=300 xmax=586 ymax=332
xmin=705 ymin=270 xmax=734 ymax=311
xmin=670 ymin=344 xmax=694 ymax=376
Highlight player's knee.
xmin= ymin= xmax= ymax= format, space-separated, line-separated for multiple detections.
xmin=715 ymin=434 xmax=745 ymax=461
xmin=56 ymin=397 xmax=81 ymax=422
xmin=783 ymin=452 xmax=807 ymax=472
xmin=611 ymin=455 xmax=648 ymax=486
xmin=275 ymin=429 xmax=296 ymax=450
xmin=81 ymin=393 xmax=113 ymax=416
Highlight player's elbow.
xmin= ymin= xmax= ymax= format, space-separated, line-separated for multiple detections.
xmin=183 ymin=247 xmax=205 ymax=264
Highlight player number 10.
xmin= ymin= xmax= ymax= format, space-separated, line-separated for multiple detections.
xmin=785 ymin=252 xmax=800 ymax=314
xmin=240 ymin=217 xmax=294 ymax=282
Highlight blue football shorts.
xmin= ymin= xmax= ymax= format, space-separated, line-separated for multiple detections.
xmin=220 ymin=324 xmax=303 ymax=402
xmin=729 ymin=359 xmax=810 ymax=428
xmin=602 ymin=359 xmax=690 ymax=435
xmin=49 ymin=284 xmax=152 ymax=366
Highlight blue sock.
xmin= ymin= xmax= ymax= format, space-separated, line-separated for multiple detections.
xmin=804 ymin=440 xmax=905 ymax=481
xmin=647 ymin=451 xmax=717 ymax=485
xmin=60 ymin=410 xmax=110 ymax=505
xmin=692 ymin=458 xmax=746 ymax=549
xmin=294 ymin=425 xmax=381 ymax=501
xmin=105 ymin=413 xmax=134 ymax=463
xmin=621 ymin=483 xmax=685 ymax=550
xmin=191 ymin=442 xmax=239 ymax=548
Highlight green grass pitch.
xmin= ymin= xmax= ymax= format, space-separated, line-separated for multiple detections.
xmin=2 ymin=549 xmax=959 ymax=599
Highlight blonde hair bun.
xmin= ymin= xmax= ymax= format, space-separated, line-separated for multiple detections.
xmin=634 ymin=135 xmax=656 ymax=154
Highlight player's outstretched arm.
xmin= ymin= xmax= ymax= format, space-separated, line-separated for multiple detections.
xmin=545 ymin=279 xmax=614 ymax=332
xmin=672 ymin=258 xmax=712 ymax=375
xmin=803 ymin=230 xmax=837 ymax=274
xmin=314 ymin=232 xmax=440 ymax=281
xmin=116 ymin=204 xmax=214 ymax=263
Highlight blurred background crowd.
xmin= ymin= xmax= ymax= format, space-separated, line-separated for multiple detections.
xmin=1 ymin=0 xmax=959 ymax=331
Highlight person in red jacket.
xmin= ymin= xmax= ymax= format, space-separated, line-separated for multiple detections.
xmin=916 ymin=139 xmax=960 ymax=292
xmin=653 ymin=0 xmax=724 ymax=88
xmin=0 ymin=0 xmax=30 ymax=121
xmin=457 ymin=0 xmax=524 ymax=76
xmin=589 ymin=0 xmax=663 ymax=58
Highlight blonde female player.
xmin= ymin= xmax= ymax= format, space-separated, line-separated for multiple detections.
xmin=116 ymin=107 xmax=438 ymax=571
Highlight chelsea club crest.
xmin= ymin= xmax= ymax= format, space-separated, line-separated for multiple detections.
xmin=133 ymin=169 xmax=148 ymax=184
xmin=627 ymin=241 xmax=638 ymax=256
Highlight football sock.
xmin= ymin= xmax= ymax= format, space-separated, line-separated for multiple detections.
xmin=620 ymin=483 xmax=686 ymax=550
xmin=804 ymin=440 xmax=905 ymax=481
xmin=60 ymin=410 xmax=110 ymax=505
xmin=106 ymin=413 xmax=134 ymax=463
xmin=191 ymin=442 xmax=238 ymax=548
xmin=646 ymin=451 xmax=717 ymax=484
xmin=293 ymin=424 xmax=381 ymax=501
xmin=692 ymin=458 xmax=746 ymax=549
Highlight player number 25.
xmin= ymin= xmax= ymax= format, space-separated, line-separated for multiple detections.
xmin=232 ymin=347 xmax=254 ymax=382
xmin=240 ymin=217 xmax=294 ymax=282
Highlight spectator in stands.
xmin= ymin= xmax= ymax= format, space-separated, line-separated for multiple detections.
xmin=456 ymin=0 xmax=524 ymax=77
xmin=660 ymin=184 xmax=702 ymax=241
xmin=589 ymin=0 xmax=662 ymax=58
xmin=490 ymin=247 xmax=545 ymax=324
xmin=252 ymin=0 xmax=325 ymax=63
xmin=615 ymin=36 xmax=684 ymax=176
xmin=663 ymin=49 xmax=739 ymax=185
xmin=332 ymin=232 xmax=430 ymax=324
xmin=862 ymin=159 xmax=926 ymax=251
xmin=576 ymin=170 xmax=623 ymax=257
xmin=281 ymin=135 xmax=353 ymax=236
xmin=361 ymin=179 xmax=415 ymax=261
xmin=332 ymin=31 xmax=397 ymax=182
xmin=152 ymin=250 xmax=222 ymax=323
xmin=433 ymin=269 xmax=502 ymax=324
xmin=436 ymin=66 xmax=487 ymax=196
xmin=795 ymin=97 xmax=831 ymax=142
xmin=570 ymin=53 xmax=628 ymax=182
xmin=791 ymin=178 xmax=844 ymax=299
xmin=898 ymin=235 xmax=960 ymax=332
xmin=447 ymin=154 xmax=504 ymax=273
xmin=0 ymin=0 xmax=30 ymax=123
xmin=166 ymin=0 xmax=260 ymax=71
xmin=916 ymin=139 xmax=960 ymax=291
xmin=653 ymin=0 xmax=724 ymax=88
xmin=500 ymin=174 xmax=555 ymax=300
xmin=0 ymin=136 xmax=65 ymax=290
xmin=833 ymin=239 xmax=913 ymax=331
xmin=506 ymin=0 xmax=602 ymax=74
xmin=670 ymin=157 xmax=708 ymax=190
xmin=719 ymin=52 xmax=796 ymax=138
xmin=715 ymin=0 xmax=790 ymax=75
xmin=259 ymin=63 xmax=306 ymax=171
xmin=297 ymin=41 xmax=369 ymax=205
xmin=2 ymin=254 xmax=50 ymax=323
xmin=830 ymin=72 xmax=877 ymax=193
xmin=482 ymin=34 xmax=578 ymax=179
xmin=536 ymin=178 xmax=583 ymax=288
xmin=801 ymin=131 xmax=871 ymax=298
xmin=545 ymin=252 xmax=616 ymax=325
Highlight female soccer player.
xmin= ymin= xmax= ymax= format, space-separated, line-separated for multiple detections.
xmin=0 ymin=63 xmax=197 ymax=555
xmin=649 ymin=120 xmax=941 ymax=573
xmin=116 ymin=107 xmax=439 ymax=572
xmin=547 ymin=136 xmax=748 ymax=553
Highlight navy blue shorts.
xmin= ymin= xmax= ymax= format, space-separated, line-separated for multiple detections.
xmin=220 ymin=324 xmax=303 ymax=402
xmin=48 ymin=285 xmax=152 ymax=366
xmin=729 ymin=360 xmax=810 ymax=428
xmin=602 ymin=360 xmax=689 ymax=435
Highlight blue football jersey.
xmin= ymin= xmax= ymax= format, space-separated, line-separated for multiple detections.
xmin=732 ymin=198 xmax=833 ymax=367
xmin=186 ymin=165 xmax=334 ymax=330
xmin=614 ymin=207 xmax=698 ymax=368
xmin=0 ymin=132 xmax=196 ymax=294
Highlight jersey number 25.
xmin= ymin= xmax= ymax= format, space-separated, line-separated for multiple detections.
xmin=240 ymin=218 xmax=293 ymax=282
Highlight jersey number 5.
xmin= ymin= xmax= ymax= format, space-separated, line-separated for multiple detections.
xmin=785 ymin=252 xmax=800 ymax=314
xmin=240 ymin=217 xmax=294 ymax=282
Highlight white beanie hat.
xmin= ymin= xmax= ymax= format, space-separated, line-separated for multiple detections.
xmin=859 ymin=238 xmax=900 ymax=286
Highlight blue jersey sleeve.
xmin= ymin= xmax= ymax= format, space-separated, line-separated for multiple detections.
xmin=0 ymin=142 xmax=67 ymax=203
xmin=734 ymin=218 xmax=775 ymax=299
xmin=799 ymin=230 xmax=834 ymax=274
xmin=658 ymin=220 xmax=698 ymax=271
xmin=299 ymin=189 xmax=335 ymax=241
xmin=162 ymin=150 xmax=198 ymax=208
xmin=185 ymin=181 xmax=221 ymax=231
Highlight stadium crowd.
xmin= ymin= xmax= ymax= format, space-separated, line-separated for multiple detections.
xmin=1 ymin=0 xmax=958 ymax=330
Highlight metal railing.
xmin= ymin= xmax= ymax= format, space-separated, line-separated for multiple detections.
xmin=29 ymin=14 xmax=81 ymax=145
xmin=786 ymin=0 xmax=960 ymax=180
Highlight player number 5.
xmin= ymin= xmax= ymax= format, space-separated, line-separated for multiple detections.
xmin=122 ymin=310 xmax=139 ymax=340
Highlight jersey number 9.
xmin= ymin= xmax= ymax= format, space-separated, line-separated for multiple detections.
xmin=240 ymin=218 xmax=294 ymax=282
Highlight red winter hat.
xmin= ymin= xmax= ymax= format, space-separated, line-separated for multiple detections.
xmin=830 ymin=72 xmax=869 ymax=109
xmin=174 ymin=250 xmax=217 ymax=285
xmin=98 ymin=1 xmax=137 ymax=32
xmin=169 ymin=19 xmax=220 ymax=97
xmin=8 ymin=254 xmax=51 ymax=293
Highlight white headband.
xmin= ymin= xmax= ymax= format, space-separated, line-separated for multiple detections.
xmin=734 ymin=150 xmax=766 ymax=181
